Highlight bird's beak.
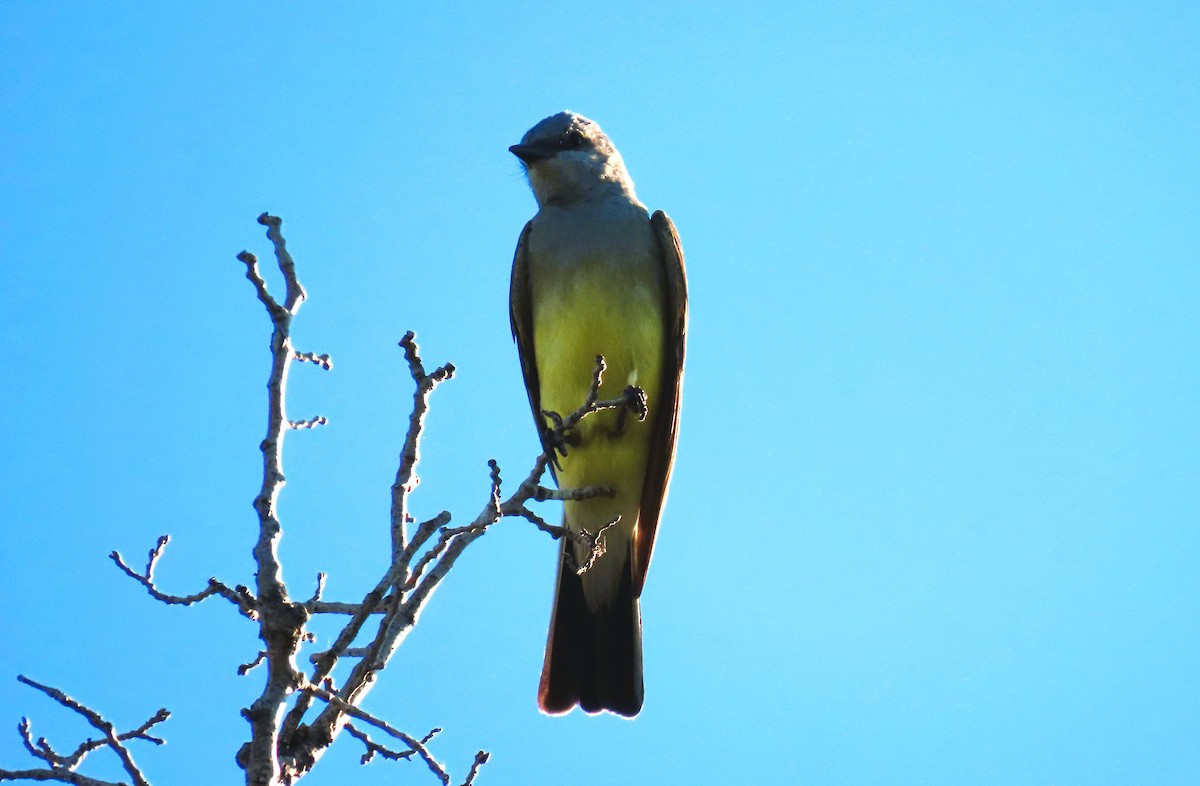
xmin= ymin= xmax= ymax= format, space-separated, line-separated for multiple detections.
xmin=509 ymin=143 xmax=556 ymax=164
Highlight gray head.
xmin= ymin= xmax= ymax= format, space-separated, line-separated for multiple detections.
xmin=510 ymin=111 xmax=638 ymax=207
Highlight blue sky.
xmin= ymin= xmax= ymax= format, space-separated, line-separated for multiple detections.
xmin=2 ymin=2 xmax=1197 ymax=784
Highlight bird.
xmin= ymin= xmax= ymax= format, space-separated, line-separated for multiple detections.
xmin=508 ymin=111 xmax=687 ymax=717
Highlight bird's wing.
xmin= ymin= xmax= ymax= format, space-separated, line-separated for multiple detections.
xmin=510 ymin=221 xmax=556 ymax=477
xmin=634 ymin=210 xmax=688 ymax=596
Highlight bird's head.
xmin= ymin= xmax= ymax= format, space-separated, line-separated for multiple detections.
xmin=510 ymin=111 xmax=636 ymax=207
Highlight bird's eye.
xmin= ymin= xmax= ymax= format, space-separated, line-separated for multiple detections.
xmin=561 ymin=130 xmax=585 ymax=150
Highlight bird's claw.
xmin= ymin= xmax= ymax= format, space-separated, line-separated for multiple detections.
xmin=622 ymin=385 xmax=649 ymax=421
xmin=540 ymin=409 xmax=575 ymax=466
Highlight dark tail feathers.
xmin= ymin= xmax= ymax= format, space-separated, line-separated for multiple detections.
xmin=537 ymin=545 xmax=643 ymax=717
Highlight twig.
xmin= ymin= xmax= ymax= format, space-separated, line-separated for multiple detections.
xmin=344 ymin=722 xmax=438 ymax=765
xmin=109 ymin=536 xmax=256 ymax=618
xmin=0 ymin=676 xmax=168 ymax=786
xmin=294 ymin=351 xmax=332 ymax=369
xmin=301 ymin=684 xmax=459 ymax=785
xmin=0 ymin=768 xmax=121 ymax=786
xmin=287 ymin=415 xmax=328 ymax=430
xmin=238 ymin=651 xmax=267 ymax=676
xmin=390 ymin=331 xmax=455 ymax=576
xmin=509 ymin=354 xmax=643 ymax=565
xmin=459 ymin=751 xmax=490 ymax=786
xmin=306 ymin=573 xmax=326 ymax=605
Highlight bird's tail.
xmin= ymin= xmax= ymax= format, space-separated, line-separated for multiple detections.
xmin=537 ymin=540 xmax=643 ymax=717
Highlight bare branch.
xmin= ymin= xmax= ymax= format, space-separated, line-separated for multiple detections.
xmin=344 ymin=723 xmax=437 ymax=765
xmin=301 ymin=684 xmax=472 ymax=785
xmin=287 ymin=416 xmax=328 ymax=430
xmin=276 ymin=328 xmax=472 ymax=775
xmin=281 ymin=339 xmax=477 ymax=772
xmin=109 ymin=537 xmax=255 ymax=618
xmin=238 ymin=651 xmax=268 ymax=676
xmin=9 ymin=213 xmax=524 ymax=785
xmin=236 ymin=212 xmax=306 ymax=318
xmin=306 ymin=645 xmax=368 ymax=665
xmin=305 ymin=601 xmax=381 ymax=615
xmin=393 ymin=512 xmax=453 ymax=585
xmin=539 ymin=356 xmax=647 ymax=464
xmin=506 ymin=503 xmax=559 ymax=536
xmin=459 ymin=752 xmax=490 ymax=786
xmin=237 ymin=250 xmax=285 ymax=321
xmin=306 ymin=573 xmax=326 ymax=606
xmin=238 ymin=213 xmax=321 ymax=786
xmin=0 ymin=677 xmax=168 ymax=786
xmin=460 ymin=358 xmax=636 ymax=579
xmin=532 ymin=482 xmax=615 ymax=503
xmin=258 ymin=212 xmax=306 ymax=313
xmin=293 ymin=351 xmax=332 ymax=369
xmin=0 ymin=768 xmax=125 ymax=785
xmin=390 ymin=331 xmax=455 ymax=575
xmin=492 ymin=353 xmax=645 ymax=573
xmin=402 ymin=516 xmax=484 ymax=593
xmin=567 ymin=517 xmax=620 ymax=575
xmin=17 ymin=718 xmax=55 ymax=765
xmin=48 ymin=709 xmax=169 ymax=774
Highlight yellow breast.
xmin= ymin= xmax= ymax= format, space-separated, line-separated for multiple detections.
xmin=530 ymin=247 xmax=666 ymax=516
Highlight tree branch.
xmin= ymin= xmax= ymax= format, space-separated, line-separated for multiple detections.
xmin=390 ymin=331 xmax=455 ymax=579
xmin=0 ymin=677 xmax=167 ymax=786
xmin=229 ymin=217 xmax=481 ymax=785
xmin=6 ymin=215 xmax=652 ymax=786
xmin=283 ymin=353 xmax=644 ymax=774
xmin=301 ymin=684 xmax=457 ymax=785
xmin=278 ymin=335 xmax=462 ymax=776
xmin=109 ymin=535 xmax=256 ymax=618
xmin=459 ymin=751 xmax=490 ymax=786
xmin=236 ymin=213 xmax=320 ymax=786
xmin=343 ymin=723 xmax=436 ymax=765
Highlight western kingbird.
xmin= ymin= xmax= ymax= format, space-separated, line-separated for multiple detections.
xmin=509 ymin=111 xmax=687 ymax=717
